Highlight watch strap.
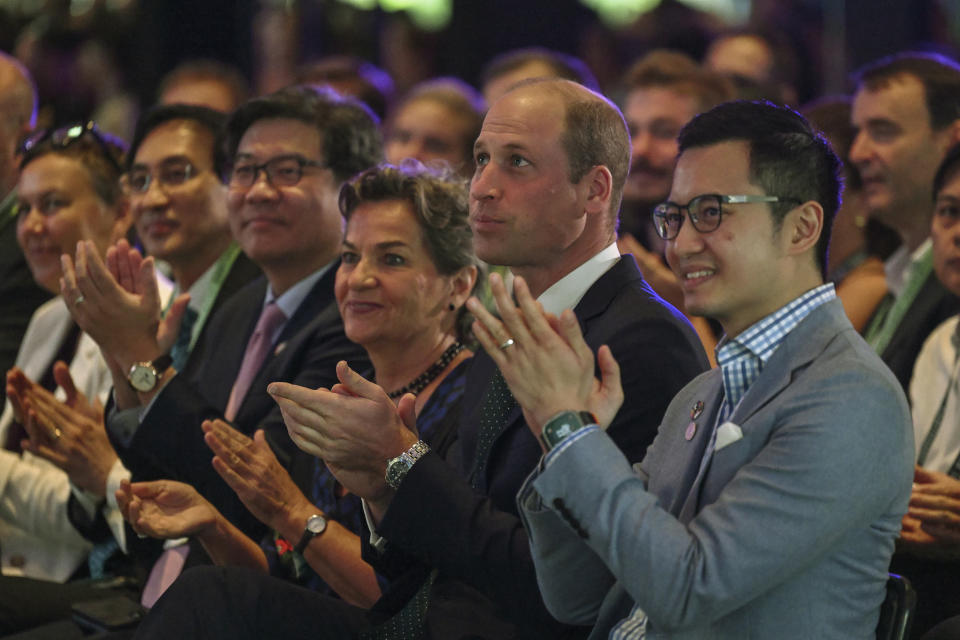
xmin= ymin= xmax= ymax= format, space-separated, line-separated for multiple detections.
xmin=152 ymin=354 xmax=173 ymax=373
xmin=385 ymin=440 xmax=430 ymax=490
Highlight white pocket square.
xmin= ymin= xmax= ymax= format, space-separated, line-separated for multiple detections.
xmin=714 ymin=421 xmax=743 ymax=452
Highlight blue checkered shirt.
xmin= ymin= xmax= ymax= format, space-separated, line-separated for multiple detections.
xmin=610 ymin=283 xmax=836 ymax=640
xmin=715 ymin=283 xmax=837 ymax=423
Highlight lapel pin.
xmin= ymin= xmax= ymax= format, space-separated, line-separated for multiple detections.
xmin=274 ymin=342 xmax=287 ymax=356
xmin=690 ymin=401 xmax=704 ymax=420
xmin=685 ymin=421 xmax=697 ymax=441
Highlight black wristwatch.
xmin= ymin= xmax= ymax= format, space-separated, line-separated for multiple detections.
xmin=127 ymin=354 xmax=174 ymax=392
xmin=293 ymin=514 xmax=328 ymax=554
xmin=385 ymin=441 xmax=430 ymax=490
xmin=540 ymin=411 xmax=597 ymax=451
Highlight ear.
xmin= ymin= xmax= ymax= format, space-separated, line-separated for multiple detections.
xmin=449 ymin=264 xmax=478 ymax=309
xmin=947 ymin=119 xmax=960 ymax=146
xmin=782 ymin=200 xmax=823 ymax=259
xmin=582 ymin=165 xmax=613 ymax=217
xmin=110 ymin=196 xmax=133 ymax=243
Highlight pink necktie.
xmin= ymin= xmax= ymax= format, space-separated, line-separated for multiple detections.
xmin=140 ymin=543 xmax=190 ymax=608
xmin=225 ymin=302 xmax=287 ymax=421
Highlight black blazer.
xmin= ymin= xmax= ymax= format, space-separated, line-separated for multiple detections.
xmin=880 ymin=271 xmax=960 ymax=393
xmin=365 ymin=256 xmax=709 ymax=639
xmin=113 ymin=264 xmax=369 ymax=539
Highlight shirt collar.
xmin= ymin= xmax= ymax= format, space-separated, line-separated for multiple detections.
xmin=717 ymin=283 xmax=837 ymax=368
xmin=885 ymin=238 xmax=931 ymax=298
xmin=536 ymin=242 xmax=621 ymax=315
xmin=171 ymin=256 xmax=219 ymax=314
xmin=265 ymin=260 xmax=335 ymax=320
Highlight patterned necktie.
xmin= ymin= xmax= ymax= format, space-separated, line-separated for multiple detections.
xmin=87 ymin=538 xmax=119 ymax=579
xmin=169 ymin=306 xmax=199 ymax=372
xmin=469 ymin=369 xmax=517 ymax=490
xmin=225 ymin=302 xmax=286 ymax=421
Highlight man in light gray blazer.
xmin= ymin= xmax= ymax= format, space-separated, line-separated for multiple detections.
xmin=469 ymin=101 xmax=915 ymax=639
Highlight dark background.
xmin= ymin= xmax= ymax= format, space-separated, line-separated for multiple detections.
xmin=3 ymin=0 xmax=958 ymax=131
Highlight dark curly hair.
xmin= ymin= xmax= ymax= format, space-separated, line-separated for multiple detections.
xmin=339 ymin=161 xmax=481 ymax=343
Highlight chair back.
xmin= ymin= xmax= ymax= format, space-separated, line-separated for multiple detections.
xmin=876 ymin=573 xmax=917 ymax=640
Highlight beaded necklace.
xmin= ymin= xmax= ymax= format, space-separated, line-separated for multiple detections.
xmin=386 ymin=342 xmax=465 ymax=399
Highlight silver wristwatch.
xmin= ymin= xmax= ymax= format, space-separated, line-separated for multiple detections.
xmin=385 ymin=440 xmax=430 ymax=490
xmin=293 ymin=513 xmax=327 ymax=554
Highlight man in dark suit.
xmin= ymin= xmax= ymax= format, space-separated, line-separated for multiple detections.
xmin=75 ymin=104 xmax=264 ymax=502
xmin=62 ymin=86 xmax=380 ymax=540
xmin=135 ymin=79 xmax=708 ymax=639
xmin=0 ymin=52 xmax=51 ymax=379
xmin=125 ymin=104 xmax=262 ymax=372
xmin=851 ymin=52 xmax=960 ymax=390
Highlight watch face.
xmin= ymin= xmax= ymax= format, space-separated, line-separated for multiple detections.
xmin=305 ymin=515 xmax=327 ymax=535
xmin=550 ymin=421 xmax=575 ymax=439
xmin=542 ymin=411 xmax=592 ymax=450
xmin=129 ymin=365 xmax=157 ymax=392
xmin=385 ymin=457 xmax=412 ymax=489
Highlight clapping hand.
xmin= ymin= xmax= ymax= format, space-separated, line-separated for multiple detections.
xmin=8 ymin=363 xmax=118 ymax=497
xmin=269 ymin=362 xmax=419 ymax=510
xmin=466 ymin=273 xmax=623 ymax=437
xmin=204 ymin=420 xmax=316 ymax=533
xmin=60 ymin=238 xmax=188 ymax=370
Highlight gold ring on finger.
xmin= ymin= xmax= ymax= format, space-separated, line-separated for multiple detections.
xmin=75 ymin=294 xmax=86 ymax=305
xmin=52 ymin=427 xmax=62 ymax=441
xmin=499 ymin=338 xmax=515 ymax=351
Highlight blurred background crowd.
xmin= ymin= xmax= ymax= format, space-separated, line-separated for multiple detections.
xmin=2 ymin=0 xmax=958 ymax=142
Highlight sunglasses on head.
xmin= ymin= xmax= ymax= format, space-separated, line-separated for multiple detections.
xmin=19 ymin=121 xmax=123 ymax=172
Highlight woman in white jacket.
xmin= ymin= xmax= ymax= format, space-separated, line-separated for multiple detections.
xmin=0 ymin=122 xmax=144 ymax=583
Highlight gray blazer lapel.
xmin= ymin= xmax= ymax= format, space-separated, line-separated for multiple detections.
xmin=688 ymin=300 xmax=851 ymax=516
xmin=675 ymin=376 xmax=724 ymax=524
xmin=728 ymin=299 xmax=849 ymax=429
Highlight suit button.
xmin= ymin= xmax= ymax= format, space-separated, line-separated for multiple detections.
xmin=9 ymin=554 xmax=25 ymax=568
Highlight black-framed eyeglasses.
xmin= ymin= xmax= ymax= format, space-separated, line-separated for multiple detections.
xmin=652 ymin=194 xmax=802 ymax=240
xmin=227 ymin=155 xmax=326 ymax=189
xmin=19 ymin=121 xmax=123 ymax=172
xmin=124 ymin=159 xmax=198 ymax=194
